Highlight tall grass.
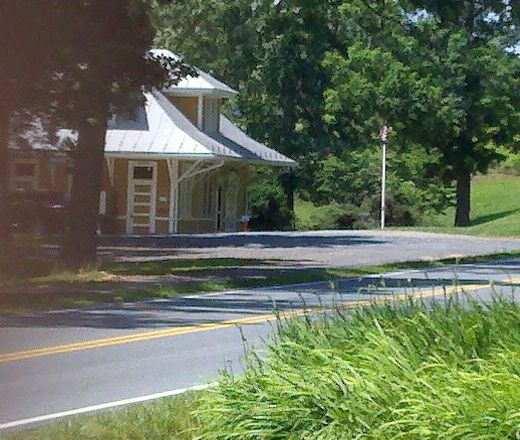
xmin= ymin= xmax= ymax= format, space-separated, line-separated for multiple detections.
xmin=195 ymin=297 xmax=520 ymax=439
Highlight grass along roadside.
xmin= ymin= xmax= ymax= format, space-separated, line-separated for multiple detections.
xmin=1 ymin=392 xmax=200 ymax=440
xmin=3 ymin=296 xmax=520 ymax=439
xmin=1 ymin=251 xmax=520 ymax=313
xmin=195 ymin=297 xmax=520 ymax=439
xmin=0 ymin=256 xmax=291 ymax=284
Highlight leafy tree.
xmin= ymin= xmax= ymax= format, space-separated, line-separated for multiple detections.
xmin=323 ymin=0 xmax=520 ymax=226
xmin=154 ymin=0 xmax=341 ymax=215
xmin=412 ymin=0 xmax=520 ymax=226
xmin=153 ymin=0 xmax=257 ymax=89
xmin=53 ymin=0 xmax=193 ymax=268
xmin=154 ymin=0 xmax=520 ymax=230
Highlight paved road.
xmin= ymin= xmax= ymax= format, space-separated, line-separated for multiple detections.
xmin=1 ymin=257 xmax=520 ymax=432
xmin=100 ymin=230 xmax=520 ymax=267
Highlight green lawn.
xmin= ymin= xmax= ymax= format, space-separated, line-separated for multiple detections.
xmin=295 ymin=173 xmax=520 ymax=237
xmin=414 ymin=173 xmax=520 ymax=237
xmin=6 ymin=297 xmax=520 ymax=439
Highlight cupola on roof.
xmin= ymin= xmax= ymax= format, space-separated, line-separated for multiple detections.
xmin=149 ymin=49 xmax=237 ymax=98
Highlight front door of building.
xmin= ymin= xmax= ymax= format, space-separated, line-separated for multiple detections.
xmin=224 ymin=172 xmax=239 ymax=231
xmin=215 ymin=184 xmax=223 ymax=232
xmin=127 ymin=161 xmax=157 ymax=235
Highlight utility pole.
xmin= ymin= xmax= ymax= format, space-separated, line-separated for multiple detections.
xmin=379 ymin=125 xmax=388 ymax=230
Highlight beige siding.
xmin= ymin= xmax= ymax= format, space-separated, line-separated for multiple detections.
xmin=155 ymin=160 xmax=171 ymax=222
xmin=8 ymin=153 xmax=71 ymax=193
xmin=169 ymin=96 xmax=199 ymax=125
xmin=112 ymin=158 xmax=129 ymax=219
xmin=178 ymin=219 xmax=214 ymax=234
xmin=9 ymin=151 xmax=254 ymax=235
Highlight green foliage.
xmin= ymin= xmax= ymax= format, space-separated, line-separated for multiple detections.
xmin=323 ymin=0 xmax=520 ymax=225
xmin=152 ymin=0 xmax=256 ymax=89
xmin=295 ymin=200 xmax=345 ymax=231
xmin=153 ymin=0 xmax=520 ymax=228
xmin=195 ymin=298 xmax=520 ymax=439
xmin=248 ymin=170 xmax=294 ymax=231
xmin=299 ymin=144 xmax=453 ymax=228
xmin=494 ymin=147 xmax=520 ymax=175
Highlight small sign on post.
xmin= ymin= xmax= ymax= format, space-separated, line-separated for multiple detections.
xmin=379 ymin=125 xmax=389 ymax=230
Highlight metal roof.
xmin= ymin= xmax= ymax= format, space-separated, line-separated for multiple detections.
xmin=216 ymin=116 xmax=295 ymax=165
xmin=105 ymin=91 xmax=294 ymax=165
xmin=150 ymin=49 xmax=237 ymax=98
xmin=105 ymin=91 xmax=240 ymax=158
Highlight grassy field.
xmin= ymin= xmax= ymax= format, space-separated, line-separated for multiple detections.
xmin=5 ymin=296 xmax=520 ymax=439
xmin=415 ymin=173 xmax=520 ymax=237
xmin=295 ymin=174 xmax=520 ymax=237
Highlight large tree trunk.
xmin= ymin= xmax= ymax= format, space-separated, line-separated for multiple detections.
xmin=454 ymin=169 xmax=471 ymax=227
xmin=0 ymin=107 xmax=12 ymax=252
xmin=62 ymin=115 xmax=108 ymax=270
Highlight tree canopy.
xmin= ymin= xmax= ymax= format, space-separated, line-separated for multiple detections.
xmin=154 ymin=0 xmax=520 ymax=228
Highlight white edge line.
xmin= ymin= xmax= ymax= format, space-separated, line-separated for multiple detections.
xmin=0 ymin=382 xmax=215 ymax=431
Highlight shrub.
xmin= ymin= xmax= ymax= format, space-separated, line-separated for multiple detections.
xmin=494 ymin=148 xmax=520 ymax=175
xmin=248 ymin=170 xmax=293 ymax=231
xmin=296 ymin=144 xmax=454 ymax=230
xmin=295 ymin=201 xmax=344 ymax=231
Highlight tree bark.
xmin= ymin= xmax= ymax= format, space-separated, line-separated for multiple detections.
xmin=62 ymin=114 xmax=108 ymax=270
xmin=454 ymin=169 xmax=471 ymax=227
xmin=0 ymin=106 xmax=12 ymax=253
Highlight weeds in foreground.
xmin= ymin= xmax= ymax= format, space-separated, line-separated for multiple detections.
xmin=195 ymin=296 xmax=520 ymax=439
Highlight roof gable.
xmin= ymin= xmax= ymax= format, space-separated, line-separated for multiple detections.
xmin=105 ymin=91 xmax=294 ymax=165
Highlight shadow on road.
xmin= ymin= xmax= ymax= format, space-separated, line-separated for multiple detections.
xmin=2 ymin=262 xmax=519 ymax=330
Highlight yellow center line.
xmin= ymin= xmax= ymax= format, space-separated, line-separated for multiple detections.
xmin=1 ymin=279 xmax=517 ymax=364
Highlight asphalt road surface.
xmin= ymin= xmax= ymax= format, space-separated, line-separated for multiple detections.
xmin=1 ymin=257 xmax=520 ymax=432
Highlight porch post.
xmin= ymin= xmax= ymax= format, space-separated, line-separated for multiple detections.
xmin=167 ymin=159 xmax=179 ymax=234
xmin=197 ymin=96 xmax=204 ymax=129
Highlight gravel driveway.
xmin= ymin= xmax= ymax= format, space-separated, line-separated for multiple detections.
xmin=100 ymin=230 xmax=520 ymax=268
